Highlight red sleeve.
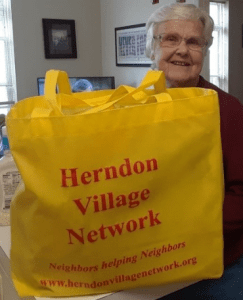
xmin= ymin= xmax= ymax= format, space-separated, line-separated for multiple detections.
xmin=198 ymin=77 xmax=243 ymax=266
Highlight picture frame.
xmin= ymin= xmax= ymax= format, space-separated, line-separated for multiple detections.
xmin=42 ymin=18 xmax=77 ymax=59
xmin=115 ymin=23 xmax=152 ymax=67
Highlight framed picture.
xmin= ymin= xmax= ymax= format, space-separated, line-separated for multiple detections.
xmin=115 ymin=23 xmax=152 ymax=67
xmin=42 ymin=18 xmax=77 ymax=59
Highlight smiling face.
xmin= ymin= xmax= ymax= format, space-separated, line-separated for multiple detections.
xmin=152 ymin=19 xmax=206 ymax=87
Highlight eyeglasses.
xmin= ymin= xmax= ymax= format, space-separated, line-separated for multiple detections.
xmin=153 ymin=33 xmax=207 ymax=51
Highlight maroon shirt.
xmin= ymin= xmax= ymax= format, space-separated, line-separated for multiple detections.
xmin=198 ymin=76 xmax=243 ymax=267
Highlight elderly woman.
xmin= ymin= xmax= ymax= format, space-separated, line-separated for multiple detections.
xmin=146 ymin=3 xmax=243 ymax=299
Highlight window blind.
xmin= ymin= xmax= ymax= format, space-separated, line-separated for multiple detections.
xmin=0 ymin=0 xmax=17 ymax=115
xmin=209 ymin=1 xmax=229 ymax=92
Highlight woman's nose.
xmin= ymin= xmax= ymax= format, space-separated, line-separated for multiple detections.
xmin=176 ymin=40 xmax=189 ymax=55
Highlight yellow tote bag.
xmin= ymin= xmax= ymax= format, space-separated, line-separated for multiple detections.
xmin=7 ymin=70 xmax=224 ymax=298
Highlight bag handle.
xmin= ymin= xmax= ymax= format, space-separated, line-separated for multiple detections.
xmin=32 ymin=70 xmax=94 ymax=117
xmin=139 ymin=69 xmax=167 ymax=93
xmin=34 ymin=69 xmax=171 ymax=117
xmin=44 ymin=70 xmax=72 ymax=116
xmin=82 ymin=70 xmax=172 ymax=115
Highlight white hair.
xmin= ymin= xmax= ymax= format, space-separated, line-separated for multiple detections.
xmin=146 ymin=3 xmax=214 ymax=66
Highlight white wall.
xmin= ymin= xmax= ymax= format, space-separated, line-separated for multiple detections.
xmin=100 ymin=0 xmax=207 ymax=89
xmin=11 ymin=0 xmax=102 ymax=101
